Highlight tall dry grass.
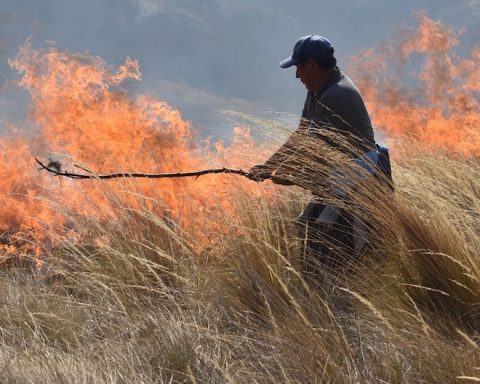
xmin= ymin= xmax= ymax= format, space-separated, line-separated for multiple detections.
xmin=0 ymin=131 xmax=479 ymax=383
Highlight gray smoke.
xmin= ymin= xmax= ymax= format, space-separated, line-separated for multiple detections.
xmin=0 ymin=0 xmax=478 ymax=137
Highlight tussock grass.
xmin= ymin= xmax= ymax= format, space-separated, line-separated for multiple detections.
xmin=0 ymin=135 xmax=479 ymax=383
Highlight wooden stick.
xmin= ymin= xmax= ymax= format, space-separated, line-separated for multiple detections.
xmin=35 ymin=157 xmax=250 ymax=180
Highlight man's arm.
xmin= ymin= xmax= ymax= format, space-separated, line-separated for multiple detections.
xmin=248 ymin=96 xmax=351 ymax=183
xmin=265 ymin=119 xmax=309 ymax=168
xmin=248 ymin=120 xmax=308 ymax=183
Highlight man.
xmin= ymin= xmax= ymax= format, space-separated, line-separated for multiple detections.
xmin=249 ymin=35 xmax=378 ymax=271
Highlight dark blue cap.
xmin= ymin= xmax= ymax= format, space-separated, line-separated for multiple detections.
xmin=279 ymin=35 xmax=334 ymax=68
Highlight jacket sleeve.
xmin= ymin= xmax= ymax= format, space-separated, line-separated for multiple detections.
xmin=263 ymin=95 xmax=311 ymax=169
xmin=264 ymin=119 xmax=309 ymax=169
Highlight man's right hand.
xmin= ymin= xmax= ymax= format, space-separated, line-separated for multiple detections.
xmin=247 ymin=164 xmax=272 ymax=182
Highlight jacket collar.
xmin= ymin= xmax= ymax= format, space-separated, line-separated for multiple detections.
xmin=312 ymin=67 xmax=342 ymax=98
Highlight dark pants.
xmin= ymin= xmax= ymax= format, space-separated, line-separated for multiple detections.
xmin=297 ymin=199 xmax=357 ymax=273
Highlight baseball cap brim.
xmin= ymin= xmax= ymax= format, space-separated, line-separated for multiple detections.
xmin=279 ymin=56 xmax=296 ymax=68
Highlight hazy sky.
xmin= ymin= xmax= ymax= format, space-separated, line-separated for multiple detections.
xmin=0 ymin=0 xmax=479 ymax=135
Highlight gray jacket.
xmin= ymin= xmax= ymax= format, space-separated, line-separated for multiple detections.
xmin=302 ymin=68 xmax=375 ymax=153
xmin=264 ymin=68 xmax=375 ymax=181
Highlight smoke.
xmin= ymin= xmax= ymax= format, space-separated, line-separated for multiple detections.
xmin=0 ymin=3 xmax=477 ymax=151
xmin=0 ymin=1 xmax=478 ymax=136
xmin=0 ymin=6 xmax=478 ymax=260
xmin=133 ymin=0 xmax=165 ymax=19
xmin=467 ymin=0 xmax=480 ymax=16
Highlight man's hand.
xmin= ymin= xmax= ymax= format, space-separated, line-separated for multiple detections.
xmin=248 ymin=164 xmax=272 ymax=182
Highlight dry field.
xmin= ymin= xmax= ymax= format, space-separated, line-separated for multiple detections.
xmin=0 ymin=143 xmax=479 ymax=384
xmin=0 ymin=12 xmax=478 ymax=383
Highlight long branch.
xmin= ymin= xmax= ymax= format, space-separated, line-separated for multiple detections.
xmin=35 ymin=158 xmax=250 ymax=180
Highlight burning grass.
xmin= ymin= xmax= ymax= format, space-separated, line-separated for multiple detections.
xmin=351 ymin=12 xmax=480 ymax=158
xmin=0 ymin=13 xmax=479 ymax=383
xmin=0 ymin=148 xmax=479 ymax=383
xmin=2 ymin=39 xmax=274 ymax=260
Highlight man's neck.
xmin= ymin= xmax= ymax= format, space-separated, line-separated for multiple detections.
xmin=312 ymin=67 xmax=339 ymax=94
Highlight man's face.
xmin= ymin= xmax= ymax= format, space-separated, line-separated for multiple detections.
xmin=295 ymin=59 xmax=327 ymax=92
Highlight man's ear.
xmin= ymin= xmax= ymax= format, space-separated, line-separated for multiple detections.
xmin=306 ymin=58 xmax=318 ymax=70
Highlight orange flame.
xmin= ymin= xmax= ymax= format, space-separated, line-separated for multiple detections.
xmin=3 ymin=14 xmax=478 ymax=261
xmin=2 ymin=40 xmax=270 ymax=259
xmin=351 ymin=13 xmax=480 ymax=157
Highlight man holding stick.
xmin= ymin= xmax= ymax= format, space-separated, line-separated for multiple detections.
xmin=248 ymin=35 xmax=378 ymax=271
xmin=37 ymin=34 xmax=387 ymax=271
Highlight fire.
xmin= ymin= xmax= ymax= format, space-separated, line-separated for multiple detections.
xmin=1 ymin=14 xmax=478 ymax=262
xmin=351 ymin=13 xmax=480 ymax=157
xmin=2 ymin=39 xmax=270 ymax=260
